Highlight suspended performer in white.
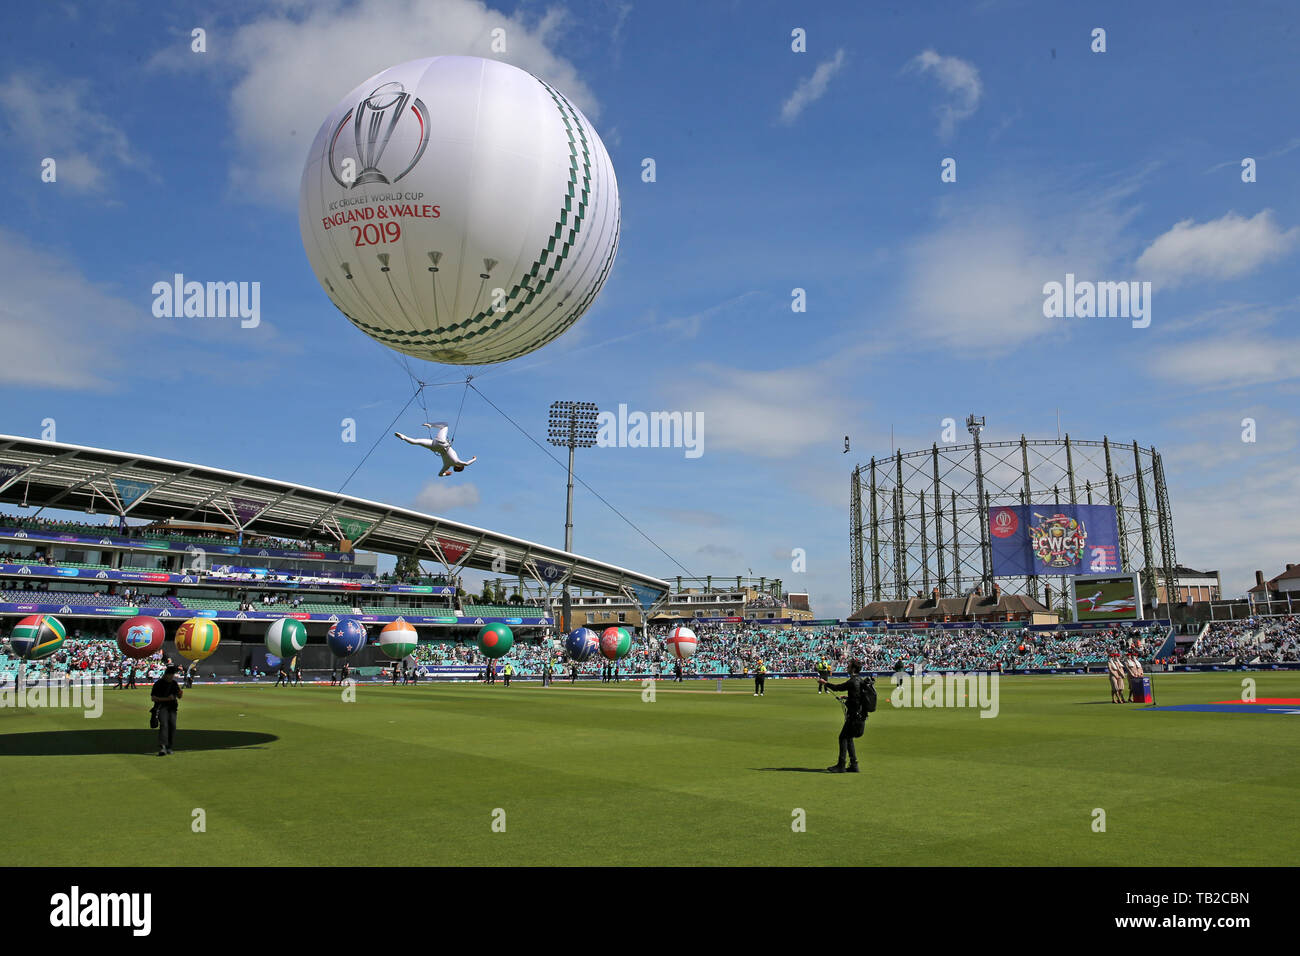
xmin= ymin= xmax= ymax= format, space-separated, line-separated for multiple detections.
xmin=395 ymin=423 xmax=477 ymax=477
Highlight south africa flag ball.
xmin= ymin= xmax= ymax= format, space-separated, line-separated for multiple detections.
xmin=477 ymin=623 xmax=514 ymax=659
xmin=600 ymin=626 xmax=632 ymax=660
xmin=175 ymin=618 xmax=221 ymax=663
xmin=379 ymin=618 xmax=419 ymax=660
xmin=9 ymin=615 xmax=66 ymax=660
xmin=265 ymin=617 xmax=308 ymax=658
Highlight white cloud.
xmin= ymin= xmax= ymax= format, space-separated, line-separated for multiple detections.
xmin=207 ymin=0 xmax=598 ymax=205
xmin=905 ymin=49 xmax=982 ymax=139
xmin=661 ymin=362 xmax=854 ymax=459
xmin=0 ymin=229 xmax=143 ymax=388
xmin=1169 ymin=462 xmax=1300 ymax=599
xmin=898 ymin=203 xmax=1136 ymax=350
xmin=0 ymin=228 xmax=306 ymax=391
xmin=414 ymin=480 xmax=480 ymax=512
xmin=779 ymin=49 xmax=846 ymax=124
xmin=1136 ymin=210 xmax=1298 ymax=288
xmin=1152 ymin=334 xmax=1300 ymax=390
xmin=0 ymin=74 xmax=144 ymax=191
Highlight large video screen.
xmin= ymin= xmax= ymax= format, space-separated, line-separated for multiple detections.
xmin=1069 ymin=573 xmax=1143 ymax=622
xmin=988 ymin=504 xmax=1121 ymax=577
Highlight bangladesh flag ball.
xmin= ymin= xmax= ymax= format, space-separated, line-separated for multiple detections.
xmin=9 ymin=615 xmax=66 ymax=660
xmin=600 ymin=626 xmax=632 ymax=660
xmin=477 ymin=623 xmax=514 ymax=659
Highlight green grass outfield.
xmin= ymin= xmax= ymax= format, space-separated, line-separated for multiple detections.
xmin=1 ymin=673 xmax=1296 ymax=866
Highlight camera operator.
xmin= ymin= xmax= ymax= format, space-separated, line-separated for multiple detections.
xmin=818 ymin=660 xmax=872 ymax=774
xmin=150 ymin=664 xmax=184 ymax=756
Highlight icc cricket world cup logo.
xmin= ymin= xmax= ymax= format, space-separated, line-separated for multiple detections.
xmin=328 ymin=81 xmax=431 ymax=188
xmin=1029 ymin=512 xmax=1087 ymax=569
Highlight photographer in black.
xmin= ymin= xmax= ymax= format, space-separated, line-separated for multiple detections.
xmin=817 ymin=660 xmax=874 ymax=773
xmin=150 ymin=664 xmax=184 ymax=756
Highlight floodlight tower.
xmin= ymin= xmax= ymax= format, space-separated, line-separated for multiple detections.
xmin=547 ymin=401 xmax=599 ymax=631
xmin=966 ymin=414 xmax=992 ymax=593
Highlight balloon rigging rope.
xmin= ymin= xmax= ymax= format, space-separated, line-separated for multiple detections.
xmin=335 ymin=385 xmax=422 ymax=497
xmin=466 ymin=382 xmax=695 ymax=578
xmin=450 ymin=374 xmax=472 ymax=443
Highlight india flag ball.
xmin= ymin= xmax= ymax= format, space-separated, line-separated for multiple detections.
xmin=477 ymin=623 xmax=514 ymax=659
xmin=9 ymin=615 xmax=66 ymax=660
xmin=379 ymin=618 xmax=419 ymax=660
xmin=599 ymin=626 xmax=632 ymax=660
xmin=666 ymin=626 xmax=698 ymax=660
xmin=116 ymin=615 xmax=165 ymax=660
xmin=175 ymin=618 xmax=221 ymax=662
xmin=266 ymin=617 xmax=308 ymax=658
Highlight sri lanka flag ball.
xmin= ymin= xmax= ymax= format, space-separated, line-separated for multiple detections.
xmin=379 ymin=618 xmax=419 ymax=659
xmin=600 ymin=626 xmax=632 ymax=660
xmin=116 ymin=615 xmax=165 ymax=659
xmin=666 ymin=626 xmax=698 ymax=660
xmin=477 ymin=623 xmax=514 ymax=659
xmin=175 ymin=618 xmax=221 ymax=662
xmin=565 ymin=627 xmax=599 ymax=661
xmin=9 ymin=614 xmax=66 ymax=660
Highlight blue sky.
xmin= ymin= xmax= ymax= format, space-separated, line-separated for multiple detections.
xmin=1 ymin=0 xmax=1297 ymax=615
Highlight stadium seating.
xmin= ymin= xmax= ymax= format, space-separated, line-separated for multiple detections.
xmin=462 ymin=604 xmax=545 ymax=617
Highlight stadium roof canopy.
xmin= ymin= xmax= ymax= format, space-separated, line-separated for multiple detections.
xmin=0 ymin=434 xmax=669 ymax=607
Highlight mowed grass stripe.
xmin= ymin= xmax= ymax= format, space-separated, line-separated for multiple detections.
xmin=1 ymin=674 xmax=1296 ymax=865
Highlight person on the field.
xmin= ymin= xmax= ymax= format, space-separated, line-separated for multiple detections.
xmin=1124 ymin=651 xmax=1144 ymax=702
xmin=819 ymin=660 xmax=871 ymax=773
xmin=1107 ymin=654 xmax=1125 ymax=703
xmin=394 ymin=423 xmax=477 ymax=478
xmin=753 ymin=659 xmax=767 ymax=697
xmin=503 ymin=662 xmax=513 ymax=687
xmin=150 ymin=665 xmax=183 ymax=756
xmin=673 ymin=660 xmax=683 ymax=683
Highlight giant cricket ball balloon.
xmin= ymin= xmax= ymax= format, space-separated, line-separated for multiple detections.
xmin=665 ymin=626 xmax=698 ymax=661
xmin=379 ymin=618 xmax=419 ymax=660
xmin=265 ymin=617 xmax=308 ymax=659
xmin=299 ymin=56 xmax=620 ymax=366
xmin=564 ymin=627 xmax=599 ymax=662
xmin=476 ymin=623 xmax=514 ymax=659
xmin=327 ymin=619 xmax=368 ymax=657
xmin=116 ymin=615 xmax=165 ymax=660
xmin=599 ymin=626 xmax=632 ymax=660
xmin=8 ymin=614 xmax=66 ymax=660
xmin=175 ymin=618 xmax=221 ymax=663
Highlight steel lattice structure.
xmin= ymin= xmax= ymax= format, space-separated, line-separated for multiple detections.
xmin=849 ymin=428 xmax=1178 ymax=614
